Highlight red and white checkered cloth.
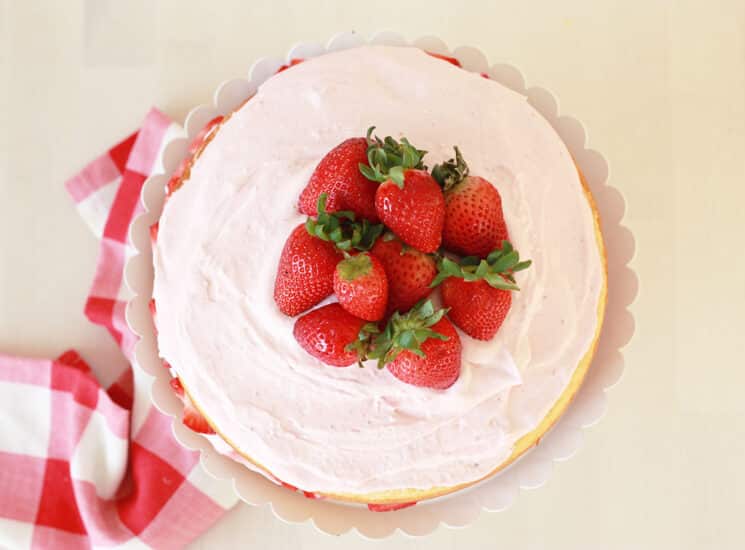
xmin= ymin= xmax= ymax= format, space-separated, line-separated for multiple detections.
xmin=0 ymin=108 xmax=237 ymax=549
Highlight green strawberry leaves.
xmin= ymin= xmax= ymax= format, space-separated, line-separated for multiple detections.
xmin=358 ymin=126 xmax=427 ymax=187
xmin=430 ymin=241 xmax=532 ymax=290
xmin=346 ymin=299 xmax=449 ymax=368
xmin=345 ymin=322 xmax=381 ymax=364
xmin=305 ymin=193 xmax=384 ymax=251
xmin=431 ymin=146 xmax=469 ymax=191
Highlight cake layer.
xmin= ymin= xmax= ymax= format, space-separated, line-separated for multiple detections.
xmin=153 ymin=45 xmax=605 ymax=496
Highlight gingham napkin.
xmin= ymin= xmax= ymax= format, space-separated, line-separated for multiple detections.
xmin=0 ymin=108 xmax=237 ymax=550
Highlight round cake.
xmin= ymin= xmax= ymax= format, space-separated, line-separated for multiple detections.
xmin=152 ymin=45 xmax=607 ymax=505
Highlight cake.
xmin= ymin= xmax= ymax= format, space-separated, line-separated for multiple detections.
xmin=151 ymin=45 xmax=607 ymax=506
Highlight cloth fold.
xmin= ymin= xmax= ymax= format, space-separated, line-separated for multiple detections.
xmin=0 ymin=108 xmax=237 ymax=550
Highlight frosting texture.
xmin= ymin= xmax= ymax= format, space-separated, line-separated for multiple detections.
xmin=153 ymin=46 xmax=604 ymax=494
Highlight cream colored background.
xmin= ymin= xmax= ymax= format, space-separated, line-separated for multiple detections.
xmin=1 ymin=1 xmax=744 ymax=548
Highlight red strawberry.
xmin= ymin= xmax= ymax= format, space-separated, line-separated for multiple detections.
xmin=293 ymin=303 xmax=369 ymax=367
xmin=358 ymin=129 xmax=444 ymax=253
xmin=387 ymin=316 xmax=461 ymax=389
xmin=441 ymin=278 xmax=511 ymax=340
xmin=149 ymin=299 xmax=157 ymax=331
xmin=432 ymin=147 xmax=509 ymax=257
xmin=170 ymin=377 xmax=215 ymax=434
xmin=333 ymin=253 xmax=388 ymax=321
xmin=426 ymin=52 xmax=462 ymax=67
xmin=364 ymin=300 xmax=461 ymax=389
xmin=432 ymin=242 xmax=531 ymax=340
xmin=182 ymin=403 xmax=215 ymax=434
xmin=442 ymin=175 xmax=508 ymax=257
xmin=299 ymin=137 xmax=380 ymax=222
xmin=370 ymin=235 xmax=436 ymax=315
xmin=274 ymin=224 xmax=341 ymax=316
xmin=374 ymin=170 xmax=445 ymax=254
xmin=169 ymin=376 xmax=184 ymax=397
xmin=368 ymin=501 xmax=417 ymax=512
xmin=277 ymin=58 xmax=304 ymax=73
xmin=166 ymin=115 xmax=223 ymax=197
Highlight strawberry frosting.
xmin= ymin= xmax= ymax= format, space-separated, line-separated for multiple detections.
xmin=152 ymin=45 xmax=604 ymax=495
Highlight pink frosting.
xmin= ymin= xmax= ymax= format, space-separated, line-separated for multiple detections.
xmin=153 ymin=46 xmax=604 ymax=495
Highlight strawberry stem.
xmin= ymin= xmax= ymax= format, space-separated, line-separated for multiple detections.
xmin=431 ymin=146 xmax=469 ymax=191
xmin=430 ymin=241 xmax=531 ymax=290
xmin=337 ymin=252 xmax=373 ymax=281
xmin=358 ymin=126 xmax=427 ymax=187
xmin=346 ymin=322 xmax=381 ymax=366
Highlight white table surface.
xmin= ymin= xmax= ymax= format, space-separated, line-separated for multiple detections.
xmin=2 ymin=1 xmax=745 ymax=548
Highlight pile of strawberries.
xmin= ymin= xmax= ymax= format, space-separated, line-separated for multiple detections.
xmin=274 ymin=128 xmax=530 ymax=390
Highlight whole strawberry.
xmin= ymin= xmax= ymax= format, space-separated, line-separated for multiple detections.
xmin=375 ymin=170 xmax=445 ymax=253
xmin=293 ymin=303 xmax=370 ymax=367
xmin=359 ymin=128 xmax=444 ymax=253
xmin=334 ymin=252 xmax=388 ymax=321
xmin=441 ymin=279 xmax=511 ymax=341
xmin=432 ymin=242 xmax=531 ymax=340
xmin=370 ymin=234 xmax=436 ymax=315
xmin=432 ymin=147 xmax=509 ymax=257
xmin=274 ymin=224 xmax=341 ymax=316
xmin=364 ymin=300 xmax=462 ymax=389
xmin=387 ymin=317 xmax=461 ymax=389
xmin=299 ymin=137 xmax=380 ymax=222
